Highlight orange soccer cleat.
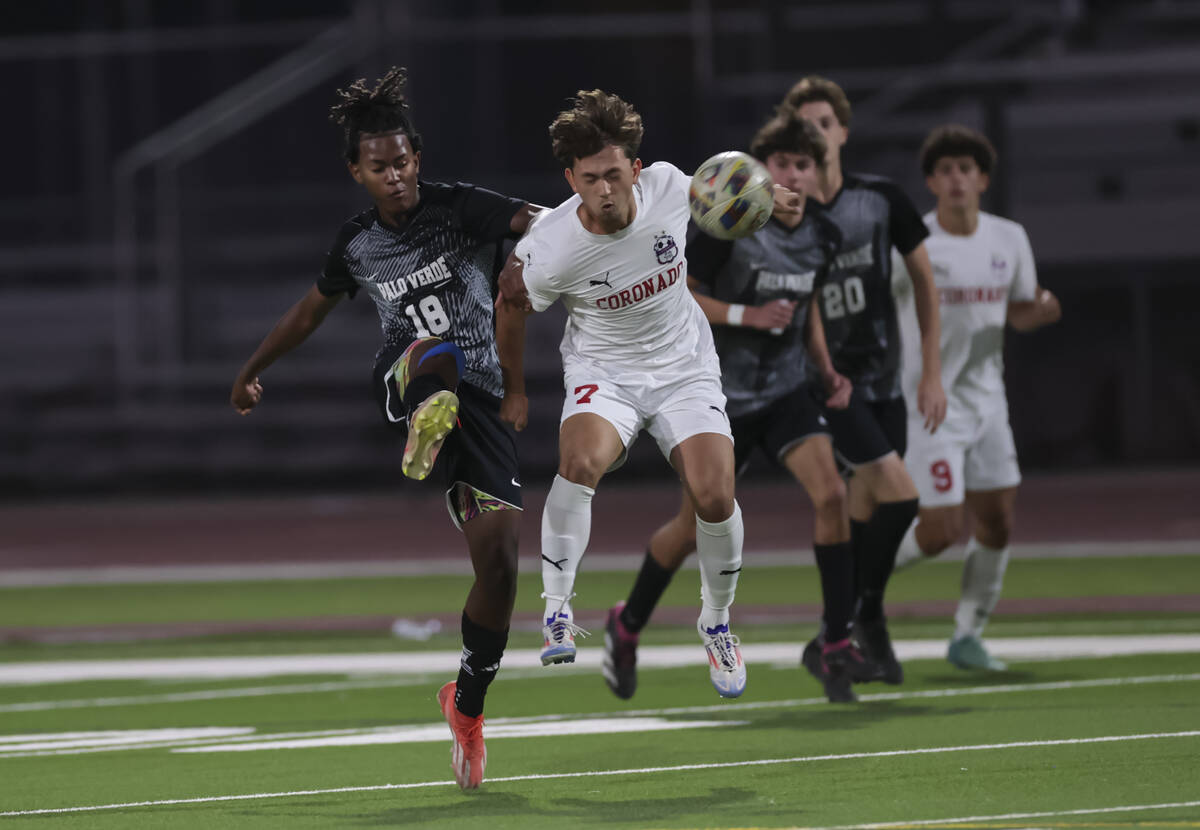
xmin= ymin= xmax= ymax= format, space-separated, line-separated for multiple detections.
xmin=437 ymin=681 xmax=486 ymax=790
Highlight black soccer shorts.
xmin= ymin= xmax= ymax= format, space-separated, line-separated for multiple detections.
xmin=821 ymin=391 xmax=908 ymax=471
xmin=730 ymin=383 xmax=832 ymax=476
xmin=373 ymin=342 xmax=523 ymax=528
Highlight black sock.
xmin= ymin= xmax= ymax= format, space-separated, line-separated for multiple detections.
xmin=813 ymin=541 xmax=855 ymax=642
xmin=454 ymin=612 xmax=508 ymax=718
xmin=402 ymin=373 xmax=450 ymax=412
xmin=620 ymin=551 xmax=676 ymax=634
xmin=856 ymin=499 xmax=919 ymax=622
xmin=850 ymin=518 xmax=870 ymax=616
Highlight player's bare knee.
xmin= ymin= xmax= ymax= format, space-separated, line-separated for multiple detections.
xmin=976 ymin=515 xmax=1012 ymax=549
xmin=690 ymin=487 xmax=734 ymax=524
xmin=557 ymin=453 xmax=606 ymax=488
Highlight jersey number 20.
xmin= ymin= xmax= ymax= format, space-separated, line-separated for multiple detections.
xmin=822 ymin=276 xmax=866 ymax=320
xmin=405 ymin=295 xmax=451 ymax=338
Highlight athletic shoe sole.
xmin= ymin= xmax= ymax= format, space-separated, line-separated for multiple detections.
xmin=540 ymin=644 xmax=576 ymax=665
xmin=402 ymin=390 xmax=458 ymax=481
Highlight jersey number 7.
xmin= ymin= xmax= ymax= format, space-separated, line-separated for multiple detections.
xmin=405 ymin=295 xmax=451 ymax=338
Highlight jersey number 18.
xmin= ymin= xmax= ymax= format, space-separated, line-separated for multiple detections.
xmin=822 ymin=276 xmax=866 ymax=320
xmin=404 ymin=295 xmax=451 ymax=338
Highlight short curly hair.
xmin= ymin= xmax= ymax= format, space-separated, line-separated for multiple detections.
xmin=548 ymin=89 xmax=644 ymax=168
xmin=919 ymin=124 xmax=997 ymax=176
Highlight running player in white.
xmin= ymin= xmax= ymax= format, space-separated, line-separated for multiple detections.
xmin=495 ymin=89 xmax=799 ymax=698
xmin=892 ymin=125 xmax=1061 ymax=670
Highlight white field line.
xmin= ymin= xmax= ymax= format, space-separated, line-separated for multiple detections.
xmin=2 ymin=731 xmax=1198 ymax=818
xmin=0 ymin=718 xmax=744 ymax=759
xmin=0 ymin=728 xmax=252 ymax=747
xmin=3 ymin=673 xmax=1199 ymax=758
xmin=800 ymin=799 xmax=1200 ymax=829
xmin=2 ymin=539 xmax=1197 ymax=586
xmin=173 ymin=717 xmax=744 ymax=754
xmin=0 ymin=676 xmax=438 ymax=713
xmin=4 ymin=669 xmax=1199 ymax=716
xmin=4 ymin=634 xmax=1200 ymax=685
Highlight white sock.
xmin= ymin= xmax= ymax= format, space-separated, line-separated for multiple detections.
xmin=892 ymin=518 xmax=924 ymax=572
xmin=953 ymin=536 xmax=1010 ymax=640
xmin=696 ymin=501 xmax=743 ymax=631
xmin=541 ymin=474 xmax=594 ymax=620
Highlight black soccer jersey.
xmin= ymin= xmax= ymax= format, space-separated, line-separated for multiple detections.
xmin=690 ymin=210 xmax=842 ymax=418
xmin=317 ymin=181 xmax=525 ymax=398
xmin=817 ymin=173 xmax=928 ymax=401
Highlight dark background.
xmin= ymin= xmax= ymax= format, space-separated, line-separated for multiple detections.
xmin=2 ymin=0 xmax=1199 ymax=498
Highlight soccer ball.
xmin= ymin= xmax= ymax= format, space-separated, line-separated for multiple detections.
xmin=689 ymin=151 xmax=775 ymax=240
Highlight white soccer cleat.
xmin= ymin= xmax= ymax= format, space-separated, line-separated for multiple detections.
xmin=540 ymin=593 xmax=589 ymax=665
xmin=698 ymin=619 xmax=747 ymax=698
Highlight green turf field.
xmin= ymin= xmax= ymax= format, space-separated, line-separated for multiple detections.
xmin=4 ymin=554 xmax=1198 ymax=629
xmin=1 ymin=553 xmax=1198 ymax=828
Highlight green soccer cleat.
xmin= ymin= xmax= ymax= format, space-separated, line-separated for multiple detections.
xmin=402 ymin=390 xmax=458 ymax=481
xmin=947 ymin=634 xmax=1007 ymax=671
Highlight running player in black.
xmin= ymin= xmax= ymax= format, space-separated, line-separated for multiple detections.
xmin=601 ymin=113 xmax=877 ymax=703
xmin=782 ymin=76 xmax=947 ymax=685
xmin=229 ymin=68 xmax=540 ymax=790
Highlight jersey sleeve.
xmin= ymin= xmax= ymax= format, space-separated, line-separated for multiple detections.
xmin=890 ymin=248 xmax=911 ymax=299
xmin=685 ymin=231 xmax=734 ymax=296
xmin=512 ymin=232 xmax=560 ymax=312
xmin=881 ymin=182 xmax=929 ymax=256
xmin=1009 ymin=224 xmax=1038 ymax=302
xmin=450 ymin=182 xmax=527 ymax=242
xmin=315 ymin=218 xmax=365 ymax=298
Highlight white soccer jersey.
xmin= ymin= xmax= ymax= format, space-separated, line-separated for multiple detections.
xmin=514 ymin=162 xmax=718 ymax=383
xmin=894 ymin=211 xmax=1037 ymax=426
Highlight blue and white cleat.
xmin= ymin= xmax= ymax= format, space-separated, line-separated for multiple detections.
xmin=698 ymin=619 xmax=746 ymax=698
xmin=540 ymin=593 xmax=589 ymax=665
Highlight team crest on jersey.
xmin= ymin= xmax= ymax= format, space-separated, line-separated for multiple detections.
xmin=991 ymin=253 xmax=1008 ymax=274
xmin=653 ymin=231 xmax=678 ymax=265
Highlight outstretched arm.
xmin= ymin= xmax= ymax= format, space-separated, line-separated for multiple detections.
xmin=230 ymin=285 xmax=342 ymax=414
xmin=493 ymin=204 xmax=546 ymax=312
xmin=903 ymin=242 xmax=947 ymax=432
xmin=495 ymin=254 xmax=533 ymax=431
xmin=497 ymin=248 xmax=533 ymax=312
xmin=509 ymin=203 xmax=545 ymax=236
xmin=1008 ymin=286 xmax=1061 ymax=332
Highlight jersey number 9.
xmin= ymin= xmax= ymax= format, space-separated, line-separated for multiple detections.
xmin=822 ymin=276 xmax=866 ymax=320
xmin=405 ymin=295 xmax=451 ymax=338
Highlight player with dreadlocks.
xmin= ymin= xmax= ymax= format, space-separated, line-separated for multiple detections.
xmin=230 ymin=67 xmax=542 ymax=790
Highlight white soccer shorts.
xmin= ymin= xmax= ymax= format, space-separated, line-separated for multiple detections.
xmin=906 ymin=411 xmax=1021 ymax=507
xmin=559 ymin=364 xmax=732 ymax=470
